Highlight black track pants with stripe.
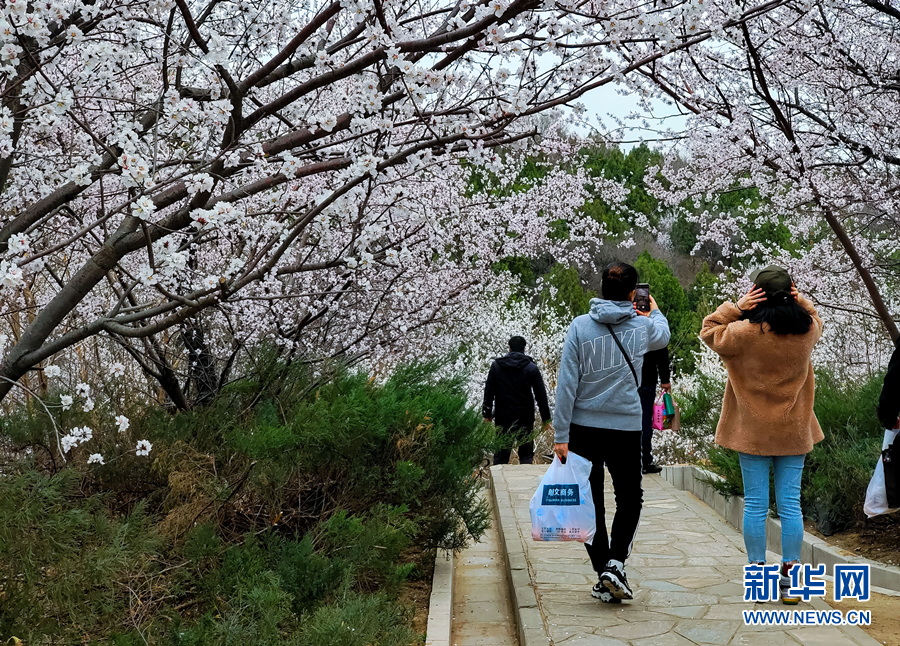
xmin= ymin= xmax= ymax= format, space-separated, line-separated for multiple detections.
xmin=567 ymin=424 xmax=643 ymax=572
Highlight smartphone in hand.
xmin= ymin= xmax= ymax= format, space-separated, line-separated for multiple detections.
xmin=635 ymin=283 xmax=651 ymax=312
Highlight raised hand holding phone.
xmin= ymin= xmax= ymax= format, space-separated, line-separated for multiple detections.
xmin=633 ymin=293 xmax=657 ymax=318
xmin=634 ymin=283 xmax=651 ymax=313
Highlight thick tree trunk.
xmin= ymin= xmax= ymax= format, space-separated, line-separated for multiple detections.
xmin=113 ymin=334 xmax=191 ymax=411
xmin=182 ymin=321 xmax=219 ymax=407
xmin=0 ymin=237 xmax=130 ymax=401
xmin=822 ymin=208 xmax=899 ymax=342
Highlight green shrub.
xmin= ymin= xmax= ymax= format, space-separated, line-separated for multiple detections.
xmin=539 ymin=264 xmax=596 ymax=319
xmin=314 ymin=504 xmax=417 ymax=589
xmin=677 ymin=370 xmax=724 ymax=435
xmin=803 ymin=371 xmax=885 ymax=534
xmin=273 ymin=535 xmax=349 ymax=614
xmin=300 ymin=593 xmax=419 ymax=646
xmin=0 ymin=466 xmax=161 ymax=639
xmin=0 ymin=359 xmax=489 ymax=644
xmin=705 ymin=445 xmax=744 ymax=498
xmin=677 ymin=365 xmax=738 ymax=497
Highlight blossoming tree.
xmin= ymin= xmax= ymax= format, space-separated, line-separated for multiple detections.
xmin=624 ymin=0 xmax=900 ymax=342
xmin=0 ymin=0 xmax=786 ymax=408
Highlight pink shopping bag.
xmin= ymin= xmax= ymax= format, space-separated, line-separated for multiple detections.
xmin=652 ymin=393 xmax=666 ymax=430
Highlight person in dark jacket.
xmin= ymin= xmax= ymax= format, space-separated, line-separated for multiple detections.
xmin=639 ymin=347 xmax=671 ymax=474
xmin=482 ymin=336 xmax=552 ymax=464
xmin=878 ymin=335 xmax=900 ymax=430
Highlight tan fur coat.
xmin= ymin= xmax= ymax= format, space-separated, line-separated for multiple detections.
xmin=700 ymin=297 xmax=824 ymax=456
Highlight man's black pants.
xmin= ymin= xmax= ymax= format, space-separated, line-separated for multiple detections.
xmin=493 ymin=417 xmax=535 ymax=465
xmin=639 ymin=387 xmax=656 ymax=467
xmin=567 ymin=423 xmax=643 ymax=573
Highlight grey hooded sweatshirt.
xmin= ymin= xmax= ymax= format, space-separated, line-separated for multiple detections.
xmin=554 ymin=299 xmax=670 ymax=443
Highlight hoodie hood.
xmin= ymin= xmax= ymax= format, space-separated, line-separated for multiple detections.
xmin=588 ymin=298 xmax=637 ymax=324
xmin=497 ymin=352 xmax=533 ymax=370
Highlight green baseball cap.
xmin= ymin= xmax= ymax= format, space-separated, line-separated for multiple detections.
xmin=749 ymin=265 xmax=792 ymax=294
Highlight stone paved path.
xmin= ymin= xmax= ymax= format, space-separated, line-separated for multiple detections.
xmin=492 ymin=464 xmax=881 ymax=646
xmin=451 ymin=490 xmax=519 ymax=646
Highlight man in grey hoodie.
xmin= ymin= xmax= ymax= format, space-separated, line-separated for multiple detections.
xmin=554 ymin=261 xmax=670 ymax=602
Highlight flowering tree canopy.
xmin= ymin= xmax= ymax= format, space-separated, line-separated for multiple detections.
xmin=625 ymin=0 xmax=900 ymax=341
xmin=0 ymin=0 xmax=789 ymax=405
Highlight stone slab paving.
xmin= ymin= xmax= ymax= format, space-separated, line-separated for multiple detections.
xmin=492 ymin=465 xmax=881 ymax=646
xmin=451 ymin=490 xmax=519 ymax=646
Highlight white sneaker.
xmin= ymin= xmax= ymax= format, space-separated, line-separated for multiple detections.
xmin=599 ymin=559 xmax=634 ymax=600
xmin=591 ymin=581 xmax=622 ymax=603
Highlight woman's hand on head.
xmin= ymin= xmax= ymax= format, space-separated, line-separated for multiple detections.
xmin=737 ymin=287 xmax=767 ymax=312
xmin=791 ymin=282 xmax=800 ymax=301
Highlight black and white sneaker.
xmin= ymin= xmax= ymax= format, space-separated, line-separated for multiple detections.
xmin=599 ymin=559 xmax=634 ymax=600
xmin=591 ymin=581 xmax=622 ymax=603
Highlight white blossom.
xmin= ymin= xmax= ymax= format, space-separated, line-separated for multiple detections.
xmin=206 ymin=33 xmax=230 ymax=65
xmin=64 ymin=163 xmax=92 ymax=186
xmin=51 ymin=89 xmax=73 ymax=116
xmin=61 ymin=425 xmax=93 ymax=453
xmin=201 ymin=274 xmax=220 ymax=290
xmin=186 ymin=173 xmax=214 ymax=195
xmin=0 ymin=43 xmax=21 ymax=65
xmin=131 ymin=196 xmax=156 ymax=220
xmin=139 ymin=266 xmax=158 ymax=286
xmin=65 ymin=25 xmax=83 ymax=43
xmin=318 ymin=112 xmax=337 ymax=132
xmin=0 ymin=260 xmax=23 ymax=289
xmin=7 ymin=232 xmax=29 ymax=255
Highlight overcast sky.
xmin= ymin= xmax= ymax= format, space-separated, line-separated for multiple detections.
xmin=573 ymin=82 xmax=691 ymax=152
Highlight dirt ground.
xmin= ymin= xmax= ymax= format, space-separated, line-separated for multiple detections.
xmin=819 ymin=579 xmax=900 ymax=646
xmin=399 ymin=550 xmax=435 ymax=638
xmin=801 ymin=516 xmax=900 ymax=646
xmin=804 ymin=515 xmax=900 ymax=567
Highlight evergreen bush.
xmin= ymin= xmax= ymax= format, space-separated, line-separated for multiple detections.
xmin=803 ymin=372 xmax=885 ymax=534
xmin=0 ymin=360 xmax=492 ymax=644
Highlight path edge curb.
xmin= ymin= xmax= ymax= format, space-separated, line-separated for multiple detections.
xmin=662 ymin=464 xmax=900 ymax=594
xmin=490 ymin=465 xmax=549 ymax=646
xmin=424 ymin=548 xmax=454 ymax=646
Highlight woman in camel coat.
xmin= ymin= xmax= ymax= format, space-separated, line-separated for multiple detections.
xmin=701 ymin=265 xmax=823 ymax=604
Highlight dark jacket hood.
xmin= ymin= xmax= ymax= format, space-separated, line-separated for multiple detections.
xmin=497 ymin=352 xmax=534 ymax=370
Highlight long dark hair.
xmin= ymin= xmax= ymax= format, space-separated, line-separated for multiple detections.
xmin=742 ymin=291 xmax=813 ymax=335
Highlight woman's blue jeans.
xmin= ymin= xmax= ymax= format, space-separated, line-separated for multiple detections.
xmin=738 ymin=453 xmax=806 ymax=564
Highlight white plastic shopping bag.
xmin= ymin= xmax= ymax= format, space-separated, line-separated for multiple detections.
xmin=864 ymin=428 xmax=900 ymax=518
xmin=529 ymin=452 xmax=596 ymax=544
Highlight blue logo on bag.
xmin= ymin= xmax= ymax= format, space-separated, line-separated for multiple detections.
xmin=541 ymin=484 xmax=580 ymax=506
